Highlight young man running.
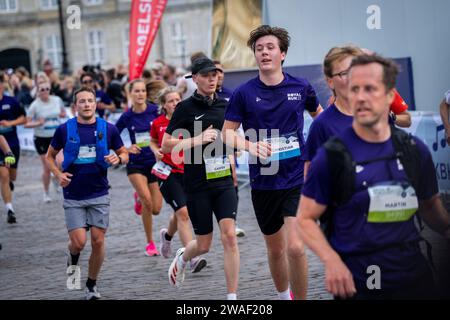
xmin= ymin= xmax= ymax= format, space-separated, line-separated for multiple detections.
xmin=46 ymin=88 xmax=128 ymax=300
xmin=222 ymin=25 xmax=323 ymax=300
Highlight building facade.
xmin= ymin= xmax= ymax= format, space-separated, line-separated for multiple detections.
xmin=0 ymin=0 xmax=212 ymax=74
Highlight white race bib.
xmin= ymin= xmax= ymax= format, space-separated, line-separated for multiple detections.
xmin=151 ymin=161 xmax=172 ymax=180
xmin=264 ymin=132 xmax=301 ymax=161
xmin=204 ymin=155 xmax=231 ymax=180
xmin=367 ymin=182 xmax=418 ymax=223
xmin=74 ymin=145 xmax=96 ymax=164
xmin=135 ymin=131 xmax=151 ymax=148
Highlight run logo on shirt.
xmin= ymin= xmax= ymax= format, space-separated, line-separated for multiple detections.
xmin=287 ymin=93 xmax=302 ymax=101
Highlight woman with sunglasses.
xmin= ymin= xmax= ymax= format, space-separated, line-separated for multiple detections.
xmin=115 ymin=79 xmax=162 ymax=256
xmin=25 ymin=81 xmax=67 ymax=202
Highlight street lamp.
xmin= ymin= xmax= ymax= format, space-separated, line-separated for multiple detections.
xmin=57 ymin=0 xmax=69 ymax=74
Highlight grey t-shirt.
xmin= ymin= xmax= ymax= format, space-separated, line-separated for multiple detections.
xmin=27 ymin=95 xmax=65 ymax=137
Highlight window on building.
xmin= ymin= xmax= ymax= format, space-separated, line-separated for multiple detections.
xmin=83 ymin=0 xmax=103 ymax=6
xmin=44 ymin=34 xmax=62 ymax=68
xmin=41 ymin=0 xmax=58 ymax=10
xmin=0 ymin=0 xmax=17 ymax=13
xmin=170 ymin=21 xmax=186 ymax=57
xmin=87 ymin=30 xmax=106 ymax=65
xmin=122 ymin=26 xmax=130 ymax=63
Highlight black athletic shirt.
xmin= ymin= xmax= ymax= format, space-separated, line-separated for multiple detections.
xmin=165 ymin=92 xmax=234 ymax=193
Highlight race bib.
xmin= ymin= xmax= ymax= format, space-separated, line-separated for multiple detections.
xmin=204 ymin=155 xmax=231 ymax=180
xmin=135 ymin=131 xmax=151 ymax=148
xmin=151 ymin=161 xmax=172 ymax=180
xmin=0 ymin=125 xmax=13 ymax=133
xmin=367 ymin=182 xmax=418 ymax=223
xmin=74 ymin=145 xmax=96 ymax=164
xmin=43 ymin=117 xmax=60 ymax=130
xmin=264 ymin=132 xmax=301 ymax=161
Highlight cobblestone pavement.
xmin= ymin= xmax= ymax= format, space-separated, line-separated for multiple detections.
xmin=0 ymin=153 xmax=448 ymax=300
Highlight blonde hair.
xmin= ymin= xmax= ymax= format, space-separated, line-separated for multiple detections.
xmin=323 ymin=45 xmax=364 ymax=78
xmin=145 ymin=80 xmax=167 ymax=104
xmin=158 ymin=86 xmax=181 ymax=115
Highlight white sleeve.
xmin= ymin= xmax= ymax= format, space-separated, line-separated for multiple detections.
xmin=445 ymin=90 xmax=450 ymax=104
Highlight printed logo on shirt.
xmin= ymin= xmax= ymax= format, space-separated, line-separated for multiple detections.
xmin=2 ymin=104 xmax=11 ymax=110
xmin=396 ymin=159 xmax=404 ymax=171
xmin=256 ymin=97 xmax=261 ymax=103
xmin=159 ymin=126 xmax=167 ymax=132
xmin=195 ymin=114 xmax=205 ymax=120
xmin=287 ymin=93 xmax=302 ymax=101
xmin=356 ymin=165 xmax=364 ymax=173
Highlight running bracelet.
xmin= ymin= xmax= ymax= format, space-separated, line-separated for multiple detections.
xmin=4 ymin=152 xmax=15 ymax=166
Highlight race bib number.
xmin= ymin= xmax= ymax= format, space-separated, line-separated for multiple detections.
xmin=152 ymin=161 xmax=172 ymax=180
xmin=204 ymin=155 xmax=231 ymax=180
xmin=135 ymin=131 xmax=151 ymax=148
xmin=367 ymin=182 xmax=418 ymax=223
xmin=264 ymin=132 xmax=301 ymax=161
xmin=74 ymin=145 xmax=96 ymax=164
xmin=43 ymin=117 xmax=60 ymax=130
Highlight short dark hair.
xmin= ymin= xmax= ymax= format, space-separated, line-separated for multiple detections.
xmin=73 ymin=87 xmax=96 ymax=104
xmin=247 ymin=25 xmax=290 ymax=54
xmin=349 ymin=54 xmax=399 ymax=91
xmin=80 ymin=72 xmax=96 ymax=83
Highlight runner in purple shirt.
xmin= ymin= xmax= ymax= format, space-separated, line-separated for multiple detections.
xmin=46 ymin=87 xmax=128 ymax=300
xmin=222 ymin=25 xmax=323 ymax=300
xmin=298 ymin=54 xmax=450 ymax=300
xmin=115 ymin=79 xmax=163 ymax=257
xmin=304 ymin=46 xmax=363 ymax=178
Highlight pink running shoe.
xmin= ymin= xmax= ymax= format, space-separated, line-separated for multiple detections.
xmin=134 ymin=192 xmax=142 ymax=215
xmin=145 ymin=241 xmax=160 ymax=256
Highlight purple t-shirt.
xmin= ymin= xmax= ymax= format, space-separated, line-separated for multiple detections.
xmin=225 ymin=73 xmax=319 ymax=190
xmin=96 ymin=90 xmax=112 ymax=118
xmin=0 ymin=95 xmax=26 ymax=148
xmin=217 ymin=86 xmax=233 ymax=101
xmin=302 ymin=126 xmax=438 ymax=290
xmin=115 ymin=103 xmax=159 ymax=170
xmin=304 ymin=104 xmax=352 ymax=161
xmin=51 ymin=120 xmax=124 ymax=200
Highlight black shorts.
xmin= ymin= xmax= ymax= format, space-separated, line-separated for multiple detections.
xmin=33 ymin=136 xmax=53 ymax=155
xmin=158 ymin=172 xmax=186 ymax=212
xmin=251 ymin=186 xmax=302 ymax=236
xmin=0 ymin=146 xmax=20 ymax=169
xmin=186 ymin=187 xmax=237 ymax=235
xmin=126 ymin=167 xmax=158 ymax=184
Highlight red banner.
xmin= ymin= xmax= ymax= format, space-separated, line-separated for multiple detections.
xmin=128 ymin=0 xmax=168 ymax=80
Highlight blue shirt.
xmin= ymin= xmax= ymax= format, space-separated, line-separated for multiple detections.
xmin=225 ymin=73 xmax=319 ymax=190
xmin=304 ymin=104 xmax=352 ymax=161
xmin=51 ymin=121 xmax=124 ymax=200
xmin=96 ymin=90 xmax=112 ymax=118
xmin=216 ymin=86 xmax=234 ymax=101
xmin=303 ymin=126 xmax=438 ymax=290
xmin=0 ymin=95 xmax=26 ymax=148
xmin=115 ymin=103 xmax=159 ymax=169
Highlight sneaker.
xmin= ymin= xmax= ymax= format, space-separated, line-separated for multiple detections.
xmin=43 ymin=193 xmax=52 ymax=203
xmin=168 ymin=248 xmax=186 ymax=287
xmin=7 ymin=210 xmax=16 ymax=224
xmin=235 ymin=225 xmax=246 ymax=237
xmin=190 ymin=256 xmax=207 ymax=274
xmin=159 ymin=228 xmax=172 ymax=258
xmin=145 ymin=241 xmax=160 ymax=256
xmin=133 ymin=192 xmax=142 ymax=215
xmin=85 ymin=286 xmax=101 ymax=300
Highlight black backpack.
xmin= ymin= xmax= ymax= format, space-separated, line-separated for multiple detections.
xmin=321 ymin=125 xmax=421 ymax=236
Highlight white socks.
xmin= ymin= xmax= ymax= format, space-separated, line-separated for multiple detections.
xmin=6 ymin=203 xmax=14 ymax=212
xmin=227 ymin=293 xmax=237 ymax=300
xmin=278 ymin=289 xmax=292 ymax=300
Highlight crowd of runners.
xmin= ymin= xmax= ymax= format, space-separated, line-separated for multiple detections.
xmin=1 ymin=25 xmax=449 ymax=300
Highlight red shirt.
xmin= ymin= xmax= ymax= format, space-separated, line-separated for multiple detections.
xmin=150 ymin=115 xmax=184 ymax=173
xmin=390 ymin=89 xmax=408 ymax=114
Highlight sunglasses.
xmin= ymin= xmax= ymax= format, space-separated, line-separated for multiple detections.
xmin=39 ymin=87 xmax=50 ymax=92
xmin=82 ymin=80 xmax=94 ymax=84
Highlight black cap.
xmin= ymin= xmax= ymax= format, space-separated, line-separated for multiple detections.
xmin=185 ymin=58 xmax=222 ymax=79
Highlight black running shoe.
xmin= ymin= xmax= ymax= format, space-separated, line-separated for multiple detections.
xmin=7 ymin=210 xmax=16 ymax=224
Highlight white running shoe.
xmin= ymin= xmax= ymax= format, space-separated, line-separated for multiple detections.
xmin=168 ymin=248 xmax=186 ymax=287
xmin=190 ymin=256 xmax=207 ymax=273
xmin=159 ymin=228 xmax=172 ymax=258
xmin=43 ymin=193 xmax=52 ymax=203
xmin=85 ymin=285 xmax=101 ymax=300
xmin=235 ymin=225 xmax=246 ymax=237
